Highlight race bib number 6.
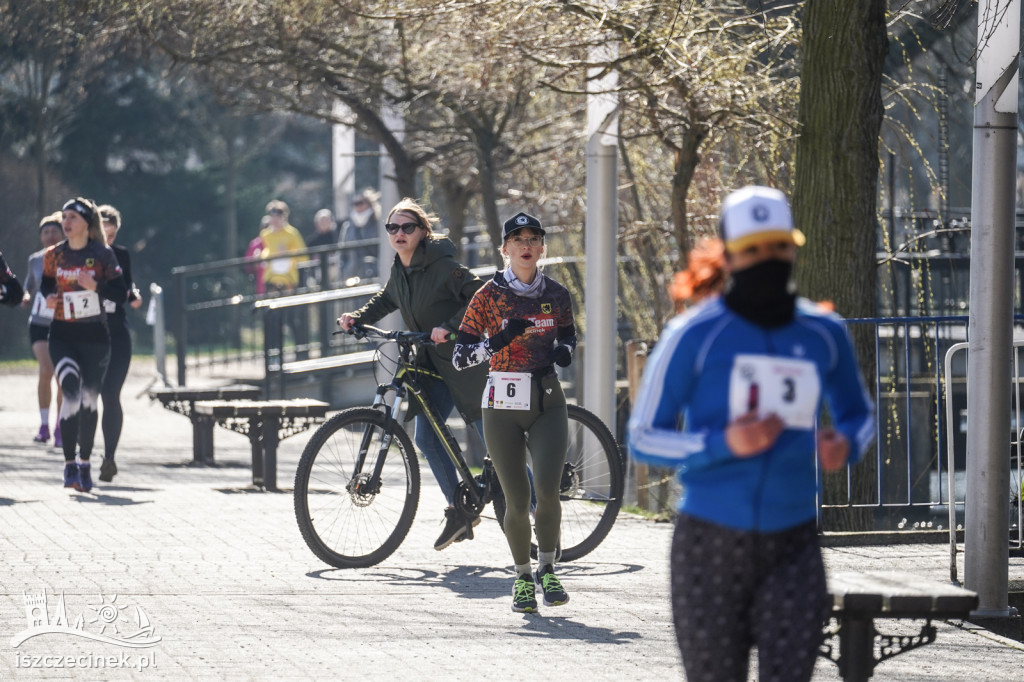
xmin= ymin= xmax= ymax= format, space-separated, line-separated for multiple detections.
xmin=481 ymin=371 xmax=532 ymax=410
xmin=62 ymin=290 xmax=101 ymax=320
xmin=728 ymin=354 xmax=821 ymax=430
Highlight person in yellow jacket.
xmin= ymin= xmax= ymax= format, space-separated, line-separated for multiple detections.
xmin=260 ymin=200 xmax=306 ymax=293
xmin=259 ymin=199 xmax=309 ymax=355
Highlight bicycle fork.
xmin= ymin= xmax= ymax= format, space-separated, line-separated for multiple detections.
xmin=350 ymin=389 xmax=404 ymax=497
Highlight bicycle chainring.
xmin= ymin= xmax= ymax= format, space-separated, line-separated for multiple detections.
xmin=453 ymin=480 xmax=486 ymax=517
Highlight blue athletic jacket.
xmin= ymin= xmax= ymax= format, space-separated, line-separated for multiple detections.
xmin=627 ymin=297 xmax=875 ymax=532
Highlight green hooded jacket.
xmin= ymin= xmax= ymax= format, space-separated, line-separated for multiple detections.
xmin=349 ymin=236 xmax=488 ymax=423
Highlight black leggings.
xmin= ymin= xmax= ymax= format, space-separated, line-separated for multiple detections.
xmin=670 ymin=514 xmax=827 ymax=682
xmin=49 ymin=332 xmax=110 ymax=462
xmin=101 ymin=323 xmax=132 ymax=460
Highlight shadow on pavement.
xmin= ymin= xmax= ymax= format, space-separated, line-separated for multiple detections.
xmin=71 ymin=492 xmax=154 ymax=506
xmin=515 ymin=614 xmax=643 ymax=643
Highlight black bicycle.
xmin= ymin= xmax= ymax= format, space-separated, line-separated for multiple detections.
xmin=294 ymin=324 xmax=624 ymax=568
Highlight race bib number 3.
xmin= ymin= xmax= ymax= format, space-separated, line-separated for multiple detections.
xmin=728 ymin=354 xmax=821 ymax=430
xmin=482 ymin=371 xmax=532 ymax=410
xmin=62 ymin=290 xmax=101 ymax=320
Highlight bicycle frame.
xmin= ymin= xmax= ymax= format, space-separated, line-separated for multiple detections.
xmin=352 ymin=328 xmax=490 ymax=509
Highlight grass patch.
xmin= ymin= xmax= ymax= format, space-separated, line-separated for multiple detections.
xmin=621 ymin=504 xmax=676 ymax=522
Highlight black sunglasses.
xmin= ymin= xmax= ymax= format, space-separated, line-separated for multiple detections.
xmin=385 ymin=221 xmax=420 ymax=235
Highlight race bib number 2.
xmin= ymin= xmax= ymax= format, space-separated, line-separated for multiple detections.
xmin=482 ymin=371 xmax=532 ymax=410
xmin=728 ymin=354 xmax=821 ymax=430
xmin=62 ymin=290 xmax=101 ymax=320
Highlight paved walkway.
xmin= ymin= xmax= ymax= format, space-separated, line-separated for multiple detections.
xmin=0 ymin=363 xmax=1022 ymax=680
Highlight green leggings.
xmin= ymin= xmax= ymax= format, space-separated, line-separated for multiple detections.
xmin=484 ymin=374 xmax=567 ymax=566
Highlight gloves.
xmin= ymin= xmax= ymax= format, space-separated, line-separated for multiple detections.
xmin=552 ymin=344 xmax=572 ymax=367
xmin=486 ymin=318 xmax=534 ymax=354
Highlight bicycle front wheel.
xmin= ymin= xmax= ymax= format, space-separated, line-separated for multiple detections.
xmin=294 ymin=408 xmax=420 ymax=568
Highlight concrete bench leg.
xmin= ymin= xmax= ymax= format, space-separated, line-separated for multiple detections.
xmin=261 ymin=417 xmax=281 ymax=492
xmin=192 ymin=415 xmax=215 ymax=465
xmin=838 ymin=614 xmax=875 ymax=682
xmin=249 ymin=416 xmax=264 ymax=488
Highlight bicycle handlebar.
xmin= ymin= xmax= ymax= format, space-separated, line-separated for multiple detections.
xmin=333 ymin=323 xmax=436 ymax=346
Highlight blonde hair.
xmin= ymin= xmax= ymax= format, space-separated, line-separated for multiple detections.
xmin=98 ymin=204 xmax=122 ymax=231
xmin=63 ymin=197 xmax=106 ymax=245
xmin=387 ymin=197 xmax=438 ymax=237
xmin=39 ymin=211 xmax=62 ymax=230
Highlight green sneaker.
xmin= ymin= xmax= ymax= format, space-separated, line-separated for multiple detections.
xmin=511 ymin=574 xmax=538 ymax=613
xmin=534 ymin=564 xmax=569 ymax=606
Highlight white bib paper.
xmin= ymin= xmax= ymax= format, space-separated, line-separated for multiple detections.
xmin=728 ymin=354 xmax=821 ymax=430
xmin=32 ymin=292 xmax=54 ymax=320
xmin=62 ymin=290 xmax=101 ymax=320
xmin=270 ymin=258 xmax=291 ymax=274
xmin=481 ymin=371 xmax=532 ymax=410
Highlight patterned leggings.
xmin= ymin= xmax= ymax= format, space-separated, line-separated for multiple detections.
xmin=670 ymin=514 xmax=827 ymax=682
xmin=48 ymin=332 xmax=110 ymax=462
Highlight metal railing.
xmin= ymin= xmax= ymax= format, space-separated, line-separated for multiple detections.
xmin=169 ymin=240 xmax=379 ymax=385
xmin=945 ymin=340 xmax=1024 ymax=583
xmin=820 ymin=316 xmax=1024 ymax=535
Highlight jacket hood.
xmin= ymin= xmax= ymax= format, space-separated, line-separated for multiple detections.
xmin=407 ymin=235 xmax=457 ymax=270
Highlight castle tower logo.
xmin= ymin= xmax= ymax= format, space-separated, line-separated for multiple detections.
xmin=11 ymin=590 xmax=161 ymax=648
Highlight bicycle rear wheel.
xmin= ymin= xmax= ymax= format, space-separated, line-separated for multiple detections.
xmin=493 ymin=404 xmax=623 ymax=562
xmin=294 ymin=408 xmax=420 ymax=568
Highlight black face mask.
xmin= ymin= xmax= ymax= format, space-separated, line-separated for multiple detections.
xmin=724 ymin=258 xmax=797 ymax=328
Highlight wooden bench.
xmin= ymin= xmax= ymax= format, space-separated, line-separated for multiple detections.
xmin=193 ymin=399 xmax=329 ymax=491
xmin=264 ymin=349 xmax=378 ymax=399
xmin=822 ymin=571 xmax=979 ymax=681
xmin=148 ymin=385 xmax=263 ymax=464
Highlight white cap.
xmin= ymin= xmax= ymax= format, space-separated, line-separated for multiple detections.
xmin=720 ymin=186 xmax=805 ymax=254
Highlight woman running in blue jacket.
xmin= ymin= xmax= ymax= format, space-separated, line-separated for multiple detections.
xmin=628 ymin=186 xmax=874 ymax=682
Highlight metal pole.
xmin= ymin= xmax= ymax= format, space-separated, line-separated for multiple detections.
xmin=174 ymin=270 xmax=187 ymax=386
xmin=148 ymin=283 xmax=168 ymax=387
xmin=965 ymin=0 xmax=1018 ymax=617
xmin=584 ymin=136 xmax=618 ymax=430
xmin=583 ymin=5 xmax=619 ymax=432
xmin=332 ymin=100 xmax=356 ymax=220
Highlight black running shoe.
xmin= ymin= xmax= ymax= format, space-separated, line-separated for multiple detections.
xmin=433 ymin=506 xmax=481 ymax=550
xmin=534 ymin=564 xmax=569 ymax=606
xmin=512 ymin=573 xmax=538 ymax=613
xmin=99 ymin=458 xmax=117 ymax=483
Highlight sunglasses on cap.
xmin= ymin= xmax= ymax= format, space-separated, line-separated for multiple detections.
xmin=385 ymin=221 xmax=421 ymax=235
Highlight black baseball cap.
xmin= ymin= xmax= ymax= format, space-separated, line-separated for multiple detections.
xmin=502 ymin=212 xmax=546 ymax=240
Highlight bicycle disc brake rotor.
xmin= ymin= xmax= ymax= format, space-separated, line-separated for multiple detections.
xmin=560 ymin=462 xmax=581 ymax=499
xmin=347 ymin=473 xmax=378 ymax=507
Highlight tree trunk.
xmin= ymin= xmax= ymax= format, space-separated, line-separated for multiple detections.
xmin=436 ymin=172 xmax=474 ymax=263
xmin=793 ymin=0 xmax=887 ymax=531
xmin=474 ymin=138 xmax=504 ymax=266
xmin=670 ymin=132 xmax=703 ymax=269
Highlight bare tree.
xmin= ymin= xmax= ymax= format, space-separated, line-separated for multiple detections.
xmin=0 ymin=0 xmax=125 ymax=215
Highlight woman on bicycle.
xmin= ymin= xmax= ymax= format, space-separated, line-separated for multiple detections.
xmin=452 ymin=211 xmax=577 ymax=613
xmin=337 ymin=197 xmax=489 ymax=550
